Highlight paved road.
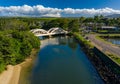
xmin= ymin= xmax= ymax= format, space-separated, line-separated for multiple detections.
xmin=88 ymin=34 xmax=120 ymax=57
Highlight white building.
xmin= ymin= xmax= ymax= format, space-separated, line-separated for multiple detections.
xmin=100 ymin=26 xmax=119 ymax=30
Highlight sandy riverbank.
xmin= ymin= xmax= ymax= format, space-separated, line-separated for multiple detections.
xmin=0 ymin=49 xmax=38 ymax=84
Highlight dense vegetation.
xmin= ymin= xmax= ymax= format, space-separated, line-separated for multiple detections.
xmin=0 ymin=16 xmax=120 ymax=33
xmin=0 ymin=16 xmax=120 ymax=73
xmin=0 ymin=18 xmax=41 ymax=73
xmin=73 ymin=32 xmax=93 ymax=48
xmin=0 ymin=30 xmax=40 ymax=72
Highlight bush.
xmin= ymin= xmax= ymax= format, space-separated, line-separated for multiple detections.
xmin=73 ymin=32 xmax=93 ymax=48
xmin=0 ymin=30 xmax=40 ymax=72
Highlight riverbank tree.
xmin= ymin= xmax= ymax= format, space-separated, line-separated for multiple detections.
xmin=0 ymin=30 xmax=40 ymax=73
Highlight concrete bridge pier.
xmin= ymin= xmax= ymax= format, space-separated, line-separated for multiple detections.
xmin=48 ymin=35 xmax=52 ymax=38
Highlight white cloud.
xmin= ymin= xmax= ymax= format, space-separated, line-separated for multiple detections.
xmin=62 ymin=7 xmax=120 ymax=16
xmin=0 ymin=5 xmax=120 ymax=17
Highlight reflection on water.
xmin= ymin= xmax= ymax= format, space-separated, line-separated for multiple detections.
xmin=40 ymin=36 xmax=77 ymax=50
xmin=31 ymin=36 xmax=104 ymax=84
xmin=107 ymin=38 xmax=120 ymax=45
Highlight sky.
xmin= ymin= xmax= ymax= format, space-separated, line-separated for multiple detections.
xmin=0 ymin=0 xmax=120 ymax=17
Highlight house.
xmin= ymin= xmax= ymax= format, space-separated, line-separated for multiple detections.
xmin=98 ymin=26 xmax=119 ymax=31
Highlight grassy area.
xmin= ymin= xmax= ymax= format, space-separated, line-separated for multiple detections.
xmin=97 ymin=30 xmax=120 ymax=34
xmin=97 ymin=30 xmax=109 ymax=33
xmin=106 ymin=52 xmax=120 ymax=65
xmin=95 ymin=34 xmax=120 ymax=65
xmin=98 ymin=34 xmax=120 ymax=38
xmin=96 ymin=34 xmax=120 ymax=46
xmin=73 ymin=32 xmax=93 ymax=48
xmin=96 ymin=35 xmax=114 ymax=45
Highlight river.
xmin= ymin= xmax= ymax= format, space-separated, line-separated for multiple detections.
xmin=30 ymin=36 xmax=104 ymax=84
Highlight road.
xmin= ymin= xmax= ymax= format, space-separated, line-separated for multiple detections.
xmin=88 ymin=34 xmax=120 ymax=57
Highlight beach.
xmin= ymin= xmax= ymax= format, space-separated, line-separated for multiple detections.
xmin=0 ymin=64 xmax=21 ymax=84
xmin=0 ymin=49 xmax=38 ymax=84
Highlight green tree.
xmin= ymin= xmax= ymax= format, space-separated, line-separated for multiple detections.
xmin=59 ymin=19 xmax=69 ymax=30
xmin=68 ymin=20 xmax=79 ymax=32
xmin=0 ymin=29 xmax=40 ymax=72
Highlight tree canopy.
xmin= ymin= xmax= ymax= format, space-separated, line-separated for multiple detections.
xmin=0 ymin=29 xmax=40 ymax=73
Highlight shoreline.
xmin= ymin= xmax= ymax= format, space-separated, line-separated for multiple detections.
xmin=0 ymin=49 xmax=39 ymax=84
xmin=73 ymin=33 xmax=120 ymax=83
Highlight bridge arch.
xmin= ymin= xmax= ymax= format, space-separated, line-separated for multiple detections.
xmin=47 ymin=27 xmax=67 ymax=34
xmin=30 ymin=27 xmax=68 ymax=36
xmin=30 ymin=29 xmax=48 ymax=35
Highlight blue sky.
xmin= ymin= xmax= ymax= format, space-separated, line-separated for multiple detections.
xmin=0 ymin=0 xmax=120 ymax=17
xmin=0 ymin=0 xmax=119 ymax=9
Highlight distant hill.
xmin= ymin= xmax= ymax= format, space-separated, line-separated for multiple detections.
xmin=105 ymin=14 xmax=120 ymax=18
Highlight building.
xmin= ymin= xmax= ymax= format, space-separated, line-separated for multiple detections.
xmin=99 ymin=26 xmax=119 ymax=31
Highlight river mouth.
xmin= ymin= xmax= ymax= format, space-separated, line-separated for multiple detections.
xmin=30 ymin=36 xmax=104 ymax=84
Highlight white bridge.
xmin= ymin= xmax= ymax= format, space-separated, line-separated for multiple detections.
xmin=30 ymin=27 xmax=68 ymax=36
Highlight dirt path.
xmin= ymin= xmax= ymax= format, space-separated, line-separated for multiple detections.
xmin=9 ymin=65 xmax=21 ymax=84
xmin=0 ymin=49 xmax=38 ymax=84
xmin=0 ymin=65 xmax=14 ymax=84
xmin=88 ymin=34 xmax=120 ymax=57
xmin=0 ymin=59 xmax=32 ymax=84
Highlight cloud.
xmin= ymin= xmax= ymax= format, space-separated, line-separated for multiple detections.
xmin=62 ymin=7 xmax=120 ymax=17
xmin=0 ymin=5 xmax=120 ymax=17
xmin=0 ymin=5 xmax=61 ymax=17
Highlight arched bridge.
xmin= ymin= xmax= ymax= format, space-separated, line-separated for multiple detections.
xmin=30 ymin=27 xmax=68 ymax=36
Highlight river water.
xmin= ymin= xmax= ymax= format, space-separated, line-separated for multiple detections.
xmin=107 ymin=38 xmax=120 ymax=45
xmin=30 ymin=36 xmax=104 ymax=84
